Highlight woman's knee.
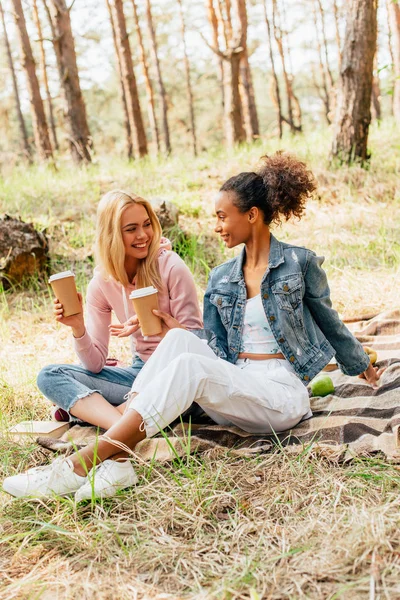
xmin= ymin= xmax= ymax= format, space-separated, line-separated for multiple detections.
xmin=36 ymin=364 xmax=59 ymax=394
xmin=37 ymin=364 xmax=78 ymax=395
xmin=163 ymin=327 xmax=193 ymax=345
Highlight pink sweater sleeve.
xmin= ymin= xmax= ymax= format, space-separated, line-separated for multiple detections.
xmin=164 ymin=253 xmax=203 ymax=329
xmin=73 ymin=276 xmax=112 ymax=373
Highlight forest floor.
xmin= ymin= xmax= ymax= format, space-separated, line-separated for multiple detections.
xmin=0 ymin=123 xmax=399 ymax=599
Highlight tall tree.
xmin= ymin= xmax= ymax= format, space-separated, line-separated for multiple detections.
xmin=145 ymin=0 xmax=171 ymax=153
xmin=271 ymin=0 xmax=301 ymax=133
xmin=177 ymin=0 xmax=197 ymax=155
xmin=331 ymin=0 xmax=378 ymax=164
xmin=388 ymin=0 xmax=400 ymax=123
xmin=263 ymin=0 xmax=283 ymax=138
xmin=205 ymin=0 xmax=225 ymax=109
xmin=205 ymin=0 xmax=246 ymax=145
xmin=32 ymin=0 xmax=58 ymax=150
xmin=48 ymin=0 xmax=92 ymax=163
xmin=110 ymin=0 xmax=147 ymax=157
xmin=332 ymin=0 xmax=342 ymax=69
xmin=0 ymin=0 xmax=31 ymax=159
xmin=106 ymin=0 xmax=133 ymax=159
xmin=237 ymin=0 xmax=259 ymax=142
xmin=316 ymin=0 xmax=334 ymax=89
xmin=312 ymin=0 xmax=331 ymax=122
xmin=371 ymin=52 xmax=381 ymax=121
xmin=11 ymin=0 xmax=52 ymax=160
xmin=131 ymin=0 xmax=160 ymax=153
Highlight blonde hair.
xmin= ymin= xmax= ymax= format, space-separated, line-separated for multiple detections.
xmin=95 ymin=190 xmax=163 ymax=289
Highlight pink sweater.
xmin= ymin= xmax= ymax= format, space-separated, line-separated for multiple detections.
xmin=74 ymin=238 xmax=202 ymax=372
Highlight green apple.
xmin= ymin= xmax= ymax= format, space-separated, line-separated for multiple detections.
xmin=310 ymin=375 xmax=335 ymax=397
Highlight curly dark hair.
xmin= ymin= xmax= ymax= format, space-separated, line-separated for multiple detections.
xmin=220 ymin=151 xmax=317 ymax=225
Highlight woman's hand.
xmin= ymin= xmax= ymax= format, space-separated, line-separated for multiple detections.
xmin=54 ymin=294 xmax=85 ymax=338
xmin=109 ymin=315 xmax=140 ymax=338
xmin=359 ymin=362 xmax=385 ymax=389
xmin=152 ymin=309 xmax=185 ymax=339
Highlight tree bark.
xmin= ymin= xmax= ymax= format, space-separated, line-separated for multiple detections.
xmin=331 ymin=0 xmax=378 ymax=164
xmin=110 ymin=0 xmax=147 ymax=158
xmin=106 ymin=0 xmax=133 ymax=159
xmin=371 ymin=52 xmax=381 ymax=121
xmin=32 ymin=0 xmax=58 ymax=151
xmin=131 ymin=0 xmax=160 ymax=153
xmin=211 ymin=0 xmax=246 ymax=145
xmin=223 ymin=46 xmax=245 ymax=145
xmin=271 ymin=0 xmax=301 ymax=133
xmin=0 ymin=0 xmax=31 ymax=159
xmin=177 ymin=0 xmax=197 ymax=156
xmin=388 ymin=0 xmax=400 ymax=123
xmin=312 ymin=0 xmax=331 ymax=123
xmin=239 ymin=52 xmax=259 ymax=141
xmin=205 ymin=0 xmax=225 ymax=109
xmin=48 ymin=0 xmax=92 ymax=163
xmin=332 ymin=0 xmax=342 ymax=69
xmin=145 ymin=0 xmax=171 ymax=154
xmin=237 ymin=0 xmax=259 ymax=141
xmin=316 ymin=0 xmax=334 ymax=88
xmin=11 ymin=0 xmax=52 ymax=160
xmin=263 ymin=0 xmax=282 ymax=138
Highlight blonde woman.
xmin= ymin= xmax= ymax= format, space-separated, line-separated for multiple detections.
xmin=36 ymin=190 xmax=202 ymax=430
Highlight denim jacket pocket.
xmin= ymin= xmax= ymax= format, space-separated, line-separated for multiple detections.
xmin=271 ymin=275 xmax=303 ymax=312
xmin=210 ymin=293 xmax=235 ymax=329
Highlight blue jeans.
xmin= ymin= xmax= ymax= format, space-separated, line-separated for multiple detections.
xmin=37 ymin=358 xmax=145 ymax=414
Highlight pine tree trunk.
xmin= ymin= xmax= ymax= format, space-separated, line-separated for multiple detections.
xmin=239 ymin=52 xmax=259 ymax=141
xmin=48 ymin=0 xmax=92 ymax=163
xmin=0 ymin=0 xmax=31 ymax=159
xmin=12 ymin=0 xmax=52 ymax=160
xmin=263 ymin=0 xmax=282 ymax=138
xmin=312 ymin=0 xmax=331 ymax=123
xmin=316 ymin=0 xmax=334 ymax=89
xmin=271 ymin=0 xmax=295 ymax=133
xmin=110 ymin=0 xmax=148 ymax=158
xmin=205 ymin=0 xmax=224 ymax=110
xmin=42 ymin=0 xmax=62 ymax=75
xmin=388 ymin=0 xmax=400 ymax=123
xmin=224 ymin=48 xmax=245 ymax=145
xmin=145 ymin=0 xmax=171 ymax=154
xmin=371 ymin=52 xmax=381 ymax=121
xmin=106 ymin=0 xmax=133 ymax=159
xmin=332 ymin=0 xmax=342 ymax=69
xmin=177 ymin=0 xmax=197 ymax=156
xmin=131 ymin=0 xmax=160 ymax=153
xmin=237 ymin=0 xmax=259 ymax=141
xmin=32 ymin=0 xmax=58 ymax=150
xmin=331 ymin=0 xmax=378 ymax=164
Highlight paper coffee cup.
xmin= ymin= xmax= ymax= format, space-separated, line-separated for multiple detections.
xmin=49 ymin=271 xmax=81 ymax=317
xmin=129 ymin=286 xmax=162 ymax=336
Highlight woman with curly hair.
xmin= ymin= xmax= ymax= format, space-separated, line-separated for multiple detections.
xmin=4 ymin=153 xmax=383 ymax=500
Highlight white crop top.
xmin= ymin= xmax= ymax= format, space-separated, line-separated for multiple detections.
xmin=239 ymin=294 xmax=281 ymax=355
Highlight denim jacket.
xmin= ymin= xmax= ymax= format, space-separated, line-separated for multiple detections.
xmin=198 ymin=234 xmax=370 ymax=384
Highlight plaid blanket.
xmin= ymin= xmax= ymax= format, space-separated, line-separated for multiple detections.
xmin=38 ymin=311 xmax=400 ymax=463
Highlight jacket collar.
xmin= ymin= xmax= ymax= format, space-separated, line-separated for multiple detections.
xmin=227 ymin=233 xmax=284 ymax=283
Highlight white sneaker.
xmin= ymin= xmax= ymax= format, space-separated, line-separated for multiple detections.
xmin=75 ymin=459 xmax=138 ymax=502
xmin=2 ymin=457 xmax=87 ymax=499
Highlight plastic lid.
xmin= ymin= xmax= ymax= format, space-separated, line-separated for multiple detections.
xmin=129 ymin=286 xmax=158 ymax=299
xmin=49 ymin=270 xmax=75 ymax=282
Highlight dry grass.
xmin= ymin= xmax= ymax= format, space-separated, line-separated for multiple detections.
xmin=0 ymin=122 xmax=400 ymax=599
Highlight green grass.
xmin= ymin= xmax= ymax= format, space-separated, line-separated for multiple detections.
xmin=0 ymin=122 xmax=400 ymax=599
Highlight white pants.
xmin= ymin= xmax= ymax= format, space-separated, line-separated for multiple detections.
xmin=128 ymin=329 xmax=311 ymax=437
